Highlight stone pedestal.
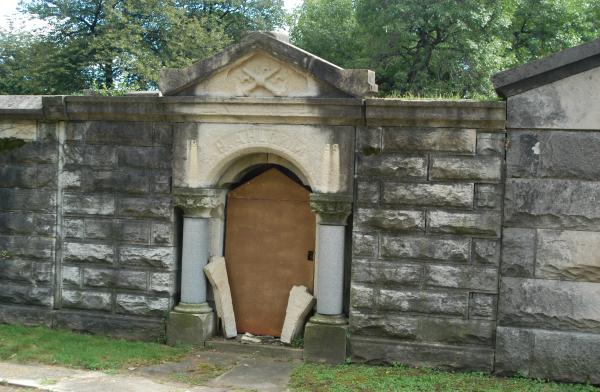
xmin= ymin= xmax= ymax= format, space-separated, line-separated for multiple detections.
xmin=167 ymin=188 xmax=224 ymax=346
xmin=304 ymin=193 xmax=352 ymax=363
xmin=166 ymin=311 xmax=215 ymax=346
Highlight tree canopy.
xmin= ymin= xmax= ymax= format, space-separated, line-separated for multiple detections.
xmin=1 ymin=0 xmax=599 ymax=97
xmin=291 ymin=0 xmax=600 ymax=98
xmin=0 ymin=0 xmax=285 ymax=94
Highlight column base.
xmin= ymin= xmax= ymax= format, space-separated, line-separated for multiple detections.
xmin=303 ymin=314 xmax=348 ymax=364
xmin=166 ymin=310 xmax=215 ymax=346
xmin=174 ymin=301 xmax=212 ymax=314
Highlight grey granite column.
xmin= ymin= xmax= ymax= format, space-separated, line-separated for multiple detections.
xmin=305 ymin=193 xmax=353 ymax=363
xmin=167 ymin=188 xmax=225 ymax=345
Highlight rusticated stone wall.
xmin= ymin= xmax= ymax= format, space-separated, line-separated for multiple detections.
xmin=349 ymin=100 xmax=506 ymax=371
xmin=496 ymin=66 xmax=600 ymax=384
xmin=55 ymin=121 xmax=179 ymax=340
xmin=0 ymin=122 xmax=58 ymax=325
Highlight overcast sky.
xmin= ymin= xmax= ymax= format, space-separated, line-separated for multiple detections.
xmin=0 ymin=0 xmax=304 ymax=32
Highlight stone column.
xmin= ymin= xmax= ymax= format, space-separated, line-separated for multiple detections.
xmin=166 ymin=188 xmax=225 ymax=345
xmin=304 ymin=193 xmax=352 ymax=363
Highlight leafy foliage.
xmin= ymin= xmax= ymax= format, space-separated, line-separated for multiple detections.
xmin=290 ymin=0 xmax=600 ymax=98
xmin=0 ymin=0 xmax=285 ymax=94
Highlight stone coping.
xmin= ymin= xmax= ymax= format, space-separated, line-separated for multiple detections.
xmin=0 ymin=95 xmax=506 ymax=129
xmin=492 ymin=38 xmax=600 ymax=98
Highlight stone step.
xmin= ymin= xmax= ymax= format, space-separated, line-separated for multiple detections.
xmin=205 ymin=337 xmax=303 ymax=360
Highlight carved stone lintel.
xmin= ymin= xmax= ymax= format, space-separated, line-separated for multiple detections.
xmin=173 ymin=187 xmax=226 ymax=218
xmin=309 ymin=193 xmax=353 ymax=225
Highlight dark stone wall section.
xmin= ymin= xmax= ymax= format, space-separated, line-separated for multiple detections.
xmin=0 ymin=123 xmax=58 ymax=321
xmin=350 ymin=103 xmax=506 ymax=371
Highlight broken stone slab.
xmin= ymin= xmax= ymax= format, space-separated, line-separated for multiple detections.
xmin=280 ymin=285 xmax=315 ymax=344
xmin=204 ymin=257 xmax=237 ymax=338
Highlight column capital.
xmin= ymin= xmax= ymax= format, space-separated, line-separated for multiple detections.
xmin=173 ymin=187 xmax=226 ymax=218
xmin=310 ymin=193 xmax=353 ymax=225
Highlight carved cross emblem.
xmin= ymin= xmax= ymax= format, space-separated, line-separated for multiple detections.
xmin=238 ymin=65 xmax=285 ymax=96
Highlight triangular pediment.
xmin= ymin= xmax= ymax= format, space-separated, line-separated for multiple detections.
xmin=159 ymin=32 xmax=377 ymax=98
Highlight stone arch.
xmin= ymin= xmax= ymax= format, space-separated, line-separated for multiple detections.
xmin=216 ymin=152 xmax=311 ymax=189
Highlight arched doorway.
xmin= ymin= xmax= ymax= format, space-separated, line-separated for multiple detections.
xmin=224 ymin=167 xmax=316 ymax=336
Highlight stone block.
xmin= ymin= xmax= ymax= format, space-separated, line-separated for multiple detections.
xmin=0 ymin=235 xmax=54 ymax=260
xmin=351 ymin=336 xmax=494 ymax=371
xmin=495 ymin=326 xmax=600 ymax=384
xmin=0 ymin=189 xmax=55 ymax=213
xmin=0 ymin=259 xmax=32 ymax=282
xmin=0 ymin=283 xmax=53 ymax=307
xmin=355 ymin=208 xmax=424 ymax=232
xmin=0 ymin=165 xmax=37 ymax=188
xmin=63 ymin=218 xmax=84 ymax=238
xmin=475 ymin=184 xmax=502 ymax=209
xmin=151 ymin=172 xmax=172 ymax=194
xmin=530 ymin=329 xmax=600 ymax=384
xmin=357 ymin=126 xmax=381 ymax=154
xmin=151 ymin=223 xmax=173 ymax=245
xmin=116 ymin=294 xmax=170 ymax=317
xmin=507 ymin=130 xmax=600 ymax=180
xmin=351 ymin=232 xmax=378 ymax=257
xmin=62 ymin=266 xmax=80 ymax=286
xmin=428 ymin=210 xmax=501 ymax=237
xmin=0 ymin=140 xmax=57 ymax=164
xmin=383 ymin=128 xmax=476 ymax=154
xmin=280 ymin=285 xmax=315 ymax=344
xmin=350 ymin=312 xmax=494 ymax=346
xmin=63 ymin=242 xmax=114 ymax=264
xmin=500 ymin=228 xmax=535 ymax=278
xmin=118 ymin=196 xmax=172 ymax=219
xmin=423 ymin=265 xmax=498 ymax=291
xmin=352 ymin=260 xmax=421 ymax=286
xmin=53 ymin=311 xmax=165 ymax=341
xmin=498 ymin=277 xmax=600 ymax=333
xmin=358 ymin=154 xmax=427 ymax=179
xmin=493 ymin=326 xmax=533 ymax=377
xmin=75 ymin=121 xmax=154 ymax=146
xmin=356 ymin=181 xmax=380 ymax=204
xmin=0 ymin=212 xmax=34 ymax=234
xmin=380 ymin=235 xmax=470 ymax=262
xmin=536 ymin=229 xmax=600 ymax=282
xmin=304 ymin=322 xmax=348 ymax=364
xmin=117 ymin=270 xmax=148 ymax=290
xmin=36 ymin=164 xmax=57 ymax=188
xmin=31 ymin=262 xmax=53 ymax=283
xmin=504 ymin=179 xmax=600 ymax=230
xmin=166 ymin=311 xmax=215 ymax=345
xmin=121 ymin=221 xmax=150 ymax=244
xmin=378 ymin=289 xmax=468 ymax=317
xmin=430 ymin=156 xmax=502 ymax=182
xmin=119 ymin=246 xmax=176 ymax=270
xmin=472 ymin=239 xmax=500 ymax=265
xmin=204 ymin=257 xmax=237 ymax=338
xmin=85 ymin=219 xmax=115 ymax=240
xmin=62 ymin=289 xmax=112 ymax=311
xmin=117 ymin=146 xmax=171 ymax=169
xmin=63 ymin=193 xmax=115 ymax=216
xmin=153 ymin=123 xmax=173 ymax=145
xmin=0 ymin=303 xmax=54 ymax=327
xmin=383 ymin=183 xmax=473 ymax=208
xmin=350 ymin=285 xmax=373 ymax=309
xmin=477 ymin=132 xmax=505 ymax=156
xmin=469 ymin=293 xmax=497 ymax=319
xmin=150 ymin=272 xmax=176 ymax=295
xmin=63 ymin=143 xmax=117 ymax=168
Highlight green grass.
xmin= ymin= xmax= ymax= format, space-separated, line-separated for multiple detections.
xmin=0 ymin=324 xmax=191 ymax=370
xmin=289 ymin=363 xmax=599 ymax=392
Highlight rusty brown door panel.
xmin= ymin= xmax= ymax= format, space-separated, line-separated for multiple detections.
xmin=224 ymin=168 xmax=315 ymax=337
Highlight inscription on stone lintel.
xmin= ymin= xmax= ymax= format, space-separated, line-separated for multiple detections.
xmin=215 ymin=130 xmax=308 ymax=156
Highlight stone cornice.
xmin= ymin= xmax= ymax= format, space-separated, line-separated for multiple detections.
xmin=310 ymin=193 xmax=353 ymax=225
xmin=173 ymin=187 xmax=226 ymax=218
xmin=365 ymin=99 xmax=506 ymax=130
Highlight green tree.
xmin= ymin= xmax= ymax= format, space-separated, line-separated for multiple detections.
xmin=289 ymin=0 xmax=600 ymax=98
xmin=290 ymin=0 xmax=363 ymax=68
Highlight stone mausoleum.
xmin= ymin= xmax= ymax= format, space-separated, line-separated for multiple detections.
xmin=1 ymin=32 xmax=600 ymax=384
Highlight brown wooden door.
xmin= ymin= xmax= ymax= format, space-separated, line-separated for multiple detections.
xmin=224 ymin=168 xmax=316 ymax=337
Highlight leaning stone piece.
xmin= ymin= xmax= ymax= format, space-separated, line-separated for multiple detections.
xmin=280 ymin=285 xmax=315 ymax=344
xmin=204 ymin=257 xmax=237 ymax=338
